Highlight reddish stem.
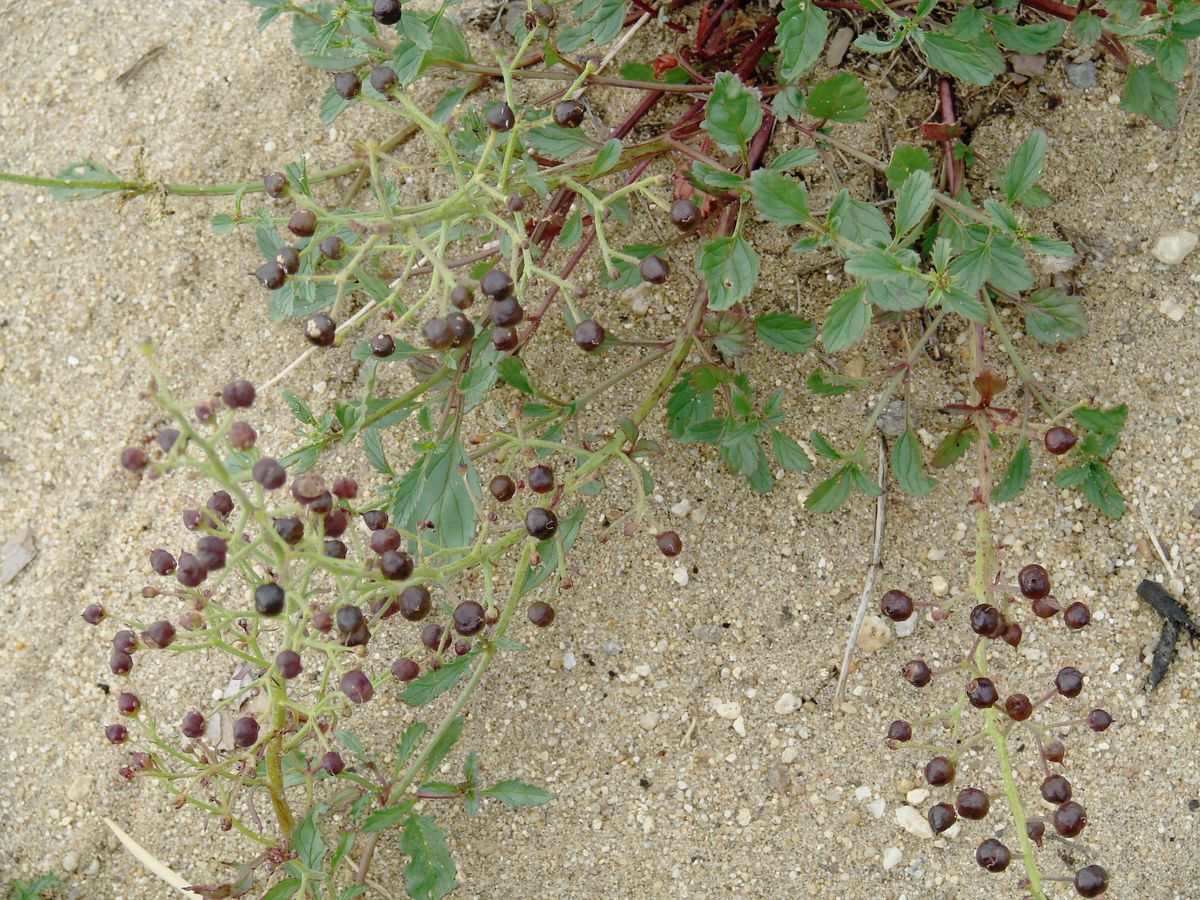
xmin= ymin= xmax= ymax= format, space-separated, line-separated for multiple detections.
xmin=937 ymin=77 xmax=961 ymax=197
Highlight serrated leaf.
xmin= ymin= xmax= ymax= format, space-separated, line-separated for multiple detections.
xmin=998 ymin=130 xmax=1046 ymax=206
xmin=894 ymin=170 xmax=934 ymax=236
xmin=525 ymin=125 xmax=593 ymax=160
xmin=768 ymin=146 xmax=819 ymax=170
xmin=1071 ymin=11 xmax=1102 ymax=44
xmin=363 ymin=428 xmax=393 ymax=475
xmin=821 ymin=285 xmax=870 ymax=352
xmin=210 ymin=213 xmax=235 ymax=235
xmin=400 ymin=814 xmax=457 ymax=900
xmin=1066 ymin=461 xmax=1125 ymax=518
xmin=809 ymin=429 xmax=842 ymax=460
xmin=1121 ymin=63 xmax=1178 ymax=126
xmin=262 ymin=880 xmax=302 ymax=900
xmin=363 ymin=801 xmax=416 ymax=833
xmin=689 ymin=162 xmax=748 ymax=194
xmin=922 ymin=32 xmax=1004 ymax=84
xmin=424 ymin=716 xmax=463 ymax=777
xmin=988 ymin=14 xmax=1066 ymax=53
xmin=754 ymin=311 xmax=815 ymax=354
xmin=885 ymin=145 xmax=935 ymax=191
xmin=749 ymin=169 xmax=810 ymax=225
xmin=932 ymin=424 xmax=977 ymax=468
xmin=771 ymin=430 xmax=813 ymax=472
xmin=484 ymin=780 xmax=554 ymax=808
xmin=1025 ymin=289 xmax=1086 ymax=344
xmin=395 ymin=722 xmax=428 ymax=771
xmin=400 ymin=653 xmax=471 ymax=706
xmin=389 ymin=439 xmax=478 ymax=551
xmin=827 ymin=190 xmax=891 ymax=247
xmin=777 ymin=0 xmax=830 ymax=80
xmin=558 ymin=0 xmax=627 ymax=51
xmin=430 ymin=86 xmax=468 ymax=124
xmin=696 ymin=234 xmax=759 ymax=309
xmin=1156 ymin=35 xmax=1187 ymax=82
xmin=592 ymin=138 xmax=622 ymax=175
xmin=291 ymin=806 xmax=326 ymax=870
xmin=282 ymin=389 xmax=317 ymax=425
xmin=991 ymin=439 xmax=1031 ymax=503
xmin=497 ymin=356 xmax=535 ymax=394
xmin=1072 ymin=404 xmax=1127 ymax=435
xmin=891 ymin=429 xmax=937 ymax=497
xmin=703 ymin=72 xmax=763 ymax=154
xmin=320 ymin=84 xmax=353 ymax=124
xmin=805 ymin=72 xmax=869 ymax=123
xmin=805 ymin=465 xmax=854 ymax=511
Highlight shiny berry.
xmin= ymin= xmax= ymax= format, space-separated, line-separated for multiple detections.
xmin=880 ymin=589 xmax=914 ymax=622
xmin=370 ymin=527 xmax=402 ymax=554
xmin=181 ymin=712 xmax=205 ymax=739
xmin=553 ymin=99 xmax=585 ymax=127
xmin=1074 ymin=864 xmax=1108 ymax=897
xmin=312 ymin=611 xmax=333 ymax=634
xmin=489 ymin=475 xmax=516 ymax=501
xmin=117 ymin=692 xmax=140 ymax=716
xmin=670 ymin=198 xmax=698 ymax=229
xmin=1053 ymin=801 xmax=1087 ymax=837
xmin=324 ymin=539 xmax=348 ymax=558
xmin=333 ymin=71 xmax=361 ymax=100
xmin=924 ymin=756 xmax=955 ymax=786
xmin=150 ymin=549 xmax=177 ymax=576
xmin=288 ymin=210 xmax=317 ymax=237
xmin=222 ymin=380 xmax=256 ymax=409
xmin=305 ymin=314 xmax=336 ymax=347
xmin=362 ymin=510 xmax=388 ymax=530
xmin=453 ymin=600 xmax=485 ymax=636
xmin=1018 ymin=563 xmax=1050 ymax=599
xmin=488 ymin=296 xmax=524 ymax=326
xmin=450 ymin=285 xmax=473 ymax=309
xmin=480 ymin=268 xmax=514 ymax=300
xmin=966 ymin=677 xmax=998 ymax=709
xmin=928 ymin=802 xmax=956 ymax=833
xmin=113 ymin=630 xmax=137 ymax=654
xmin=1001 ymin=621 xmax=1023 ymax=648
xmin=254 ymin=261 xmax=286 ymax=290
xmin=336 ymin=604 xmax=365 ymax=636
xmin=332 ymin=476 xmax=358 ymax=499
xmin=341 ymin=669 xmax=373 ymax=703
xmin=1056 ymin=666 xmax=1084 ymax=697
xmin=639 ymin=254 xmax=669 ymax=284
xmin=120 ymin=447 xmax=147 ymax=472
xmin=975 ymin=838 xmax=1010 ymax=872
xmin=319 ymin=751 xmax=345 ymax=776
xmin=1044 ymin=740 xmax=1066 ymax=763
xmin=1086 ymin=709 xmax=1113 ymax=732
xmin=527 ymin=601 xmax=555 ymax=628
xmin=901 ymin=660 xmax=932 ymax=687
xmin=370 ymin=333 xmax=395 ymax=357
xmin=110 ymin=649 xmax=133 ymax=676
xmin=1004 ymin=693 xmax=1033 ymax=721
xmin=970 ymin=604 xmax=1003 ymax=638
xmin=264 ymin=171 xmax=288 ymax=199
xmin=886 ymin=720 xmax=912 ymax=742
xmin=274 ymin=517 xmax=304 ymax=545
xmin=276 ymin=650 xmax=302 ymax=680
xmin=956 ymin=788 xmax=990 ymax=820
xmin=255 ymin=583 xmax=286 ymax=617
xmin=392 ymin=658 xmax=420 ymax=681
xmin=233 ymin=717 xmax=259 ymax=748
xmin=525 ymin=507 xmax=558 ymax=539
xmin=105 ymin=724 xmax=129 ymax=744
xmin=574 ymin=319 xmax=605 ymax=351
xmin=421 ymin=622 xmax=445 ymax=651
xmin=423 ymin=316 xmax=453 ymax=350
xmin=370 ymin=65 xmax=397 ymax=94
xmin=446 ymin=311 xmax=475 ymax=347
xmin=399 ymin=585 xmax=432 ymax=621
xmin=1045 ymin=426 xmax=1077 ymax=455
xmin=1063 ymin=601 xmax=1091 ymax=629
xmin=1041 ymin=774 xmax=1072 ymax=804
xmin=142 ymin=620 xmax=176 ymax=649
xmin=1031 ymin=597 xmax=1058 ymax=618
xmin=207 ymin=490 xmax=234 ymax=518
xmin=1027 ymin=819 xmax=1045 ymax=846
xmin=253 ymin=457 xmax=287 ymax=489
xmin=380 ymin=549 xmax=413 ymax=580
xmin=276 ymin=246 xmax=300 ymax=274
xmin=528 ymin=464 xmax=554 ymax=493
xmin=656 ymin=531 xmax=683 ymax=557
xmin=491 ymin=326 xmax=518 ymax=351
xmin=372 ymin=0 xmax=401 ymax=25
xmin=506 ymin=193 xmax=524 ymax=213
xmin=485 ymin=102 xmax=515 ymax=132
xmin=82 ymin=604 xmax=105 ymax=625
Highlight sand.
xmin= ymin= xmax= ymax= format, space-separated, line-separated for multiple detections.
xmin=1 ymin=2 xmax=1198 ymax=898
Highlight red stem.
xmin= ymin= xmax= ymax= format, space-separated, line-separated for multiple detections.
xmin=937 ymin=77 xmax=961 ymax=197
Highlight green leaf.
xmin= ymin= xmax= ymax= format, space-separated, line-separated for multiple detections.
xmin=1156 ymin=35 xmax=1188 ymax=82
xmin=210 ymin=213 xmax=235 ymax=235
xmin=283 ymin=389 xmax=317 ymax=426
xmin=991 ymin=439 xmax=1031 ymax=503
xmin=592 ymin=138 xmax=622 ymax=175
xmin=291 ymin=806 xmax=327 ymax=870
xmin=338 ymin=888 xmax=369 ymax=900
xmin=517 ymin=505 xmax=586 ymax=595
xmin=262 ymin=880 xmax=302 ymax=900
xmin=1072 ymin=404 xmax=1127 ymax=435
xmin=689 ymin=162 xmax=747 ymax=194
xmin=1071 ymin=11 xmax=1102 ymax=44
xmin=483 ymin=779 xmax=554 ymax=808
xmin=558 ymin=0 xmax=627 ymax=51
xmin=988 ymin=14 xmax=1066 ymax=53
xmin=703 ymin=72 xmax=763 ymax=154
xmin=888 ymin=144 xmax=931 ymax=190
xmin=854 ymin=30 xmax=904 ymax=53
xmin=320 ymin=84 xmax=353 ymax=124
xmin=696 ymin=234 xmax=759 ymax=309
xmin=391 ymin=11 xmax=473 ymax=84
xmin=1121 ymin=63 xmax=1178 ymax=126
xmin=497 ymin=356 xmax=535 ymax=394
xmin=601 ymin=243 xmax=660 ymax=290
xmin=771 ymin=430 xmax=813 ymax=472
xmin=667 ymin=372 xmax=718 ymax=442
xmin=430 ymin=86 xmax=469 ymax=124
xmin=806 ymin=369 xmax=868 ymax=396
xmin=1060 ymin=461 xmax=1125 ymax=518
xmin=400 ymin=814 xmax=457 ymax=900
xmin=805 ymin=465 xmax=854 ymax=512
xmin=45 ymin=159 xmax=123 ymax=200
xmin=894 ymin=170 xmax=934 ymax=237
xmin=525 ymin=125 xmax=594 ymax=160
xmin=363 ymin=801 xmax=416 ymax=833
xmin=424 ymin=716 xmax=463 ymax=777
xmin=754 ymin=311 xmax=816 ymax=354
xmin=1025 ymin=289 xmax=1086 ymax=344
xmin=932 ymin=425 xmax=977 ymax=468
xmin=768 ymin=147 xmax=819 ymax=170
xmin=809 ymin=429 xmax=841 ymax=461
xmin=8 ymin=874 xmax=61 ymax=900
xmin=777 ymin=0 xmax=830 ymax=80
xmin=805 ymin=72 xmax=869 ymax=123
xmin=363 ymin=428 xmax=392 ymax=475
xmin=998 ymin=130 xmax=1046 ymax=206
xmin=335 ymin=729 xmax=367 ymax=760
xmin=827 ymin=190 xmax=891 ymax=247
xmin=772 ymin=85 xmax=806 ymax=122
xmin=891 ymin=429 xmax=937 ymax=497
xmin=922 ymin=32 xmax=1004 ymax=84
xmin=849 ymin=465 xmax=882 ymax=497
xmin=400 ymin=654 xmax=472 ymax=706
xmin=390 ymin=439 xmax=478 ymax=551
xmin=821 ymin=285 xmax=870 ymax=352
xmin=395 ymin=722 xmax=428 ymax=771
xmin=749 ymin=170 xmax=810 ymax=225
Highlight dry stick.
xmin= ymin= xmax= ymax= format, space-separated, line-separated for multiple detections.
xmin=832 ymin=436 xmax=888 ymax=710
xmin=1135 ymin=486 xmax=1180 ymax=585
xmin=937 ymin=77 xmax=961 ymax=196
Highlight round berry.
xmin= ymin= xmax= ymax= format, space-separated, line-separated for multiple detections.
xmin=399 ymin=585 xmax=432 ymax=621
xmin=196 ymin=536 xmax=227 ymax=571
xmin=120 ymin=447 xmax=147 ymax=473
xmin=485 ymin=102 xmax=515 ymax=132
xmin=264 ymin=171 xmax=288 ymax=199
xmin=370 ymin=333 xmax=395 ymax=357
xmin=1086 ymin=708 xmax=1113 ymax=732
xmin=886 ymin=720 xmax=912 ymax=742
xmin=288 ymin=210 xmax=317 ymax=237
xmin=276 ymin=246 xmax=300 ymax=274
xmin=553 ymin=99 xmax=585 ymax=127
xmin=901 ymin=659 xmax=932 ymax=687
xmin=1031 ymin=597 xmax=1058 ymax=618
xmin=336 ymin=605 xmax=365 ymax=637
xmin=312 ymin=611 xmax=333 ymax=634
xmin=392 ymin=658 xmax=420 ymax=681
xmin=142 ymin=620 xmax=176 ymax=649
xmin=446 ymin=311 xmax=475 ymax=347
xmin=1074 ymin=864 xmax=1108 ymax=898
xmin=880 ymin=589 xmax=914 ymax=622
xmin=380 ymin=549 xmax=413 ymax=580
xmin=372 ymin=0 xmax=402 ymax=25
xmin=1045 ymin=426 xmax=1077 ymax=455
xmin=117 ymin=692 xmax=140 ymax=716
xmin=324 ymin=539 xmax=348 ymax=559
xmin=176 ymin=552 xmax=206 ymax=588
xmin=927 ymin=802 xmax=957 ymax=833
xmin=924 ymin=756 xmax=955 ymax=786
xmin=1043 ymin=740 xmax=1066 ymax=764
xmin=207 ymin=490 xmax=234 ymax=518
xmin=110 ymin=649 xmax=133 ymax=676
xmin=1018 ymin=563 xmax=1050 ymax=600
xmin=105 ymin=724 xmax=128 ymax=744
xmin=655 ymin=531 xmax=683 ymax=557
xmin=333 ymin=71 xmax=361 ymax=100
xmin=1056 ymin=666 xmax=1084 ymax=698
xmin=305 ymin=314 xmax=336 ymax=347
xmin=525 ymin=507 xmax=558 ymax=540
xmin=370 ymin=527 xmax=403 ymax=554
xmin=454 ymin=640 xmax=471 ymax=656
xmin=294 ymin=473 xmax=329 ymax=504
xmin=421 ymin=622 xmax=446 ymax=651
xmin=274 ymin=517 xmax=304 ymax=545
xmin=276 ymin=650 xmax=302 ymax=680
xmin=491 ymin=326 xmax=519 ymax=351
xmin=488 ymin=296 xmax=524 ymax=327
xmin=113 ymin=630 xmax=137 ymax=654
xmin=228 ymin=421 xmax=257 ymax=450
xmin=157 ymin=427 xmax=181 ymax=453
xmin=369 ymin=65 xmax=397 ymax=94
xmin=233 ymin=717 xmax=259 ymax=749
xmin=966 ymin=677 xmax=999 ymax=709
xmin=1003 ymin=693 xmax=1033 ymax=721
xmin=182 ymin=509 xmax=201 ymax=531
xmin=1041 ymin=774 xmax=1072 ymax=804
xmin=319 ymin=750 xmax=345 ymax=776
xmin=480 ymin=268 xmax=514 ymax=300
xmin=528 ymin=464 xmax=554 ymax=494
xmin=956 ymin=788 xmax=990 ymax=820
xmin=1027 ymin=819 xmax=1046 ymax=845
xmin=332 ymin=476 xmax=358 ymax=499
xmin=362 ymin=510 xmax=388 ymax=530
xmin=222 ymin=380 xmax=256 ymax=409
xmin=82 ymin=604 xmax=105 ymax=625
xmin=969 ymin=604 xmax=1003 ymax=638
xmin=450 ymin=285 xmax=473 ymax=309
xmin=453 ymin=600 xmax=485 ymax=636
xmin=1063 ymin=601 xmax=1091 ymax=630
xmin=1001 ymin=621 xmax=1023 ymax=648
xmin=181 ymin=711 xmax=205 ymax=739
xmin=975 ymin=838 xmax=1010 ymax=872
xmin=255 ymin=583 xmax=286 ymax=617
xmin=489 ymin=474 xmax=516 ymax=502
xmin=341 ymin=669 xmax=374 ymax=703
xmin=1053 ymin=801 xmax=1087 ymax=837
xmin=670 ymin=198 xmax=698 ymax=230
xmin=253 ymin=457 xmax=287 ymax=490
xmin=574 ymin=319 xmax=605 ymax=351
xmin=310 ymin=491 xmax=334 ymax=516
xmin=527 ymin=601 xmax=555 ymax=628
xmin=639 ymin=254 xmax=669 ymax=284
xmin=254 ymin=261 xmax=286 ymax=290
xmin=423 ymin=316 xmax=453 ymax=350
xmin=506 ymin=193 xmax=524 ymax=213
xmin=149 ymin=549 xmax=177 ymax=576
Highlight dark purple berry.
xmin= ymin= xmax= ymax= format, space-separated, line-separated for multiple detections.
xmin=1027 ymin=819 xmax=1046 ymax=846
xmin=1041 ymin=774 xmax=1072 ymax=804
xmin=380 ymin=549 xmax=413 ymax=580
xmin=574 ymin=319 xmax=605 ymax=351
xmin=110 ymin=650 xmax=133 ymax=676
xmin=975 ymin=838 xmax=1010 ymax=872
xmin=324 ymin=539 xmax=348 ymax=558
xmin=332 ymin=476 xmax=358 ymax=499
xmin=553 ymin=99 xmax=585 ymax=127
xmin=248 ymin=459 xmax=283 ymax=492
xmin=446 ymin=311 xmax=475 ymax=347
xmin=901 ymin=660 xmax=932 ymax=687
xmin=207 ymin=490 xmax=233 ymax=518
xmin=176 ymin=552 xmax=206 ymax=588
xmin=450 ymin=285 xmax=473 ymax=309
xmin=392 ymin=658 xmax=420 ymax=681
xmin=276 ymin=246 xmax=300 ymax=275
xmin=362 ymin=510 xmax=388 ymax=530
xmin=319 ymin=750 xmax=345 ymax=776
xmin=288 ymin=210 xmax=317 ymax=237
xmin=1001 ymin=621 xmax=1023 ymax=648
xmin=310 ymin=491 xmax=334 ymax=516
xmin=105 ymin=724 xmax=129 ymax=744
xmin=1053 ymin=801 xmax=1087 ymax=837
xmin=333 ymin=71 xmax=362 ymax=100
xmin=370 ymin=527 xmax=402 ymax=554
xmin=525 ymin=507 xmax=558 ymax=540
xmin=142 ymin=620 xmax=176 ymax=649
xmin=156 ymin=428 xmax=181 ymax=453
xmin=264 ymin=171 xmax=288 ymax=199
xmin=506 ymin=193 xmax=524 ymax=213
xmin=488 ymin=297 xmax=524 ymax=326
xmin=369 ymin=65 xmax=397 ymax=94
xmin=970 ymin=603 xmax=1003 ymax=638
xmin=370 ymin=333 xmax=395 ymax=357
xmin=924 ymin=756 xmax=955 ymax=786
xmin=528 ymin=464 xmax=554 ymax=494
xmin=372 ymin=0 xmax=401 ymax=25
xmin=1018 ymin=563 xmax=1050 ymax=600
xmin=423 ymin=316 xmax=453 ymax=350
xmin=291 ymin=471 xmax=326 ymax=505
xmin=228 ymin=421 xmax=257 ymax=450
xmin=928 ymin=802 xmax=957 ymax=833
xmin=1045 ymin=426 xmax=1077 ymax=455
xmin=1074 ymin=864 xmax=1108 ymax=897
xmin=196 ymin=536 xmax=227 ymax=571
xmin=276 ymin=650 xmax=302 ymax=680
xmin=656 ymin=531 xmax=683 ymax=557
xmin=1056 ymin=666 xmax=1084 ymax=698
xmin=480 ymin=268 xmax=514 ymax=300
xmin=485 ymin=102 xmax=515 ymax=132
xmin=966 ymin=676 xmax=999 ymax=709
xmin=399 ymin=585 xmax=432 ymax=621
xmin=274 ymin=516 xmax=304 ymax=545
xmin=113 ymin=630 xmax=137 ymax=654
xmin=489 ymin=475 xmax=516 ymax=501
xmin=528 ymin=601 xmax=555 ymax=628
xmin=82 ymin=604 xmax=105 ymax=625
xmin=117 ymin=692 xmax=140 ymax=715
xmin=453 ymin=600 xmax=485 ymax=636
xmin=1031 ymin=597 xmax=1058 ymax=618
xmin=323 ymin=509 xmax=348 ymax=538
xmin=181 ymin=711 xmax=205 ymax=739
xmin=336 ymin=605 xmax=364 ymax=636
xmin=341 ymin=669 xmax=373 ymax=703
xmin=150 ymin=549 xmax=176 ymax=576
xmin=182 ymin=509 xmax=201 ymax=531
xmin=670 ymin=198 xmax=698 ymax=230
xmin=421 ymin=622 xmax=445 ymax=651
xmin=1087 ymin=708 xmax=1113 ymax=732
xmin=305 ymin=314 xmax=336 ymax=347
xmin=1004 ymin=693 xmax=1033 ymax=721
xmin=120 ymin=447 xmax=147 ymax=472
xmin=254 ymin=261 xmax=286 ymax=290
xmin=886 ymin=720 xmax=912 ymax=742
xmin=956 ymin=788 xmax=989 ymax=820
xmin=222 ymin=380 xmax=256 ymax=409
xmin=491 ymin=326 xmax=518 ymax=351
xmin=880 ymin=589 xmax=914 ymax=622
xmin=639 ymin=254 xmax=669 ymax=284
xmin=1063 ymin=601 xmax=1091 ymax=629
xmin=255 ymin=583 xmax=286 ymax=617
xmin=1044 ymin=740 xmax=1066 ymax=763
xmin=233 ymin=717 xmax=259 ymax=748
xmin=312 ymin=610 xmax=333 ymax=634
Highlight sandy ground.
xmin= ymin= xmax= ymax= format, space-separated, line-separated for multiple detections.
xmin=1 ymin=1 xmax=1199 ymax=898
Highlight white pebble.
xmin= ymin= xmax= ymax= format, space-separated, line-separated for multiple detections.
xmin=774 ymin=692 xmax=801 ymax=715
xmin=670 ymin=499 xmax=692 ymax=516
xmin=714 ymin=700 xmax=742 ymax=720
xmin=930 ymin=575 xmax=949 ymax=596
xmin=868 ymin=799 xmax=887 ymax=819
xmin=672 ymin=567 xmax=689 ymax=586
xmin=882 ymin=847 xmax=903 ymax=870
xmin=853 ymin=785 xmax=873 ymax=802
xmin=264 ymin=140 xmax=277 ymax=153
xmin=562 ymin=651 xmax=576 ymax=670
xmin=781 ymin=746 xmax=801 ymax=764
xmin=1159 ymin=299 xmax=1187 ymax=322
xmin=640 ymin=711 xmax=658 ymax=730
xmin=895 ymin=805 xmax=933 ymax=838
xmin=895 ymin=613 xmax=920 ymax=638
xmin=855 ymin=615 xmax=892 ymax=652
xmin=736 ymin=808 xmax=752 ymax=826
xmin=906 ymin=788 xmax=929 ymax=805
xmin=1151 ymin=228 xmax=1198 ymax=265
xmin=732 ymin=716 xmax=747 ymax=737
xmin=61 ymin=851 xmax=79 ymax=873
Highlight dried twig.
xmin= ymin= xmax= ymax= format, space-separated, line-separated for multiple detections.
xmin=833 ymin=436 xmax=888 ymax=709
xmin=103 ymin=817 xmax=198 ymax=896
xmin=115 ymin=44 xmax=167 ymax=87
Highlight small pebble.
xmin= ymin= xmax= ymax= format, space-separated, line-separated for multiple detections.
xmin=62 ymin=851 xmax=79 ymax=873
xmin=714 ymin=700 xmax=742 ymax=720
xmin=868 ymin=798 xmax=887 ymax=819
xmin=856 ymin=615 xmax=892 ymax=652
xmin=1011 ymin=53 xmax=1046 ymax=76
xmin=1151 ymin=229 xmax=1198 ymax=266
xmin=895 ymin=613 xmax=919 ymax=638
xmin=781 ymin=746 xmax=801 ymax=764
xmin=774 ymin=692 xmax=801 ymax=715
xmin=732 ymin=716 xmax=747 ymax=737
xmin=639 ymin=711 xmax=658 ymax=730
xmin=825 ymin=26 xmax=854 ymax=67
xmin=66 ymin=774 xmax=91 ymax=803
xmin=672 ymin=567 xmax=689 ymax=586
xmin=895 ymin=805 xmax=933 ymax=838
xmin=930 ymin=575 xmax=949 ymax=596
xmin=736 ymin=808 xmax=752 ymax=826
xmin=1066 ymin=60 xmax=1097 ymax=88
xmin=601 ymin=640 xmax=623 ymax=654
xmin=906 ymin=788 xmax=929 ymax=805
xmin=670 ymin=498 xmax=692 ymax=516
xmin=562 ymin=651 xmax=577 ymax=670
xmin=882 ymin=847 xmax=903 ymax=870
xmin=1159 ymin=299 xmax=1187 ymax=322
